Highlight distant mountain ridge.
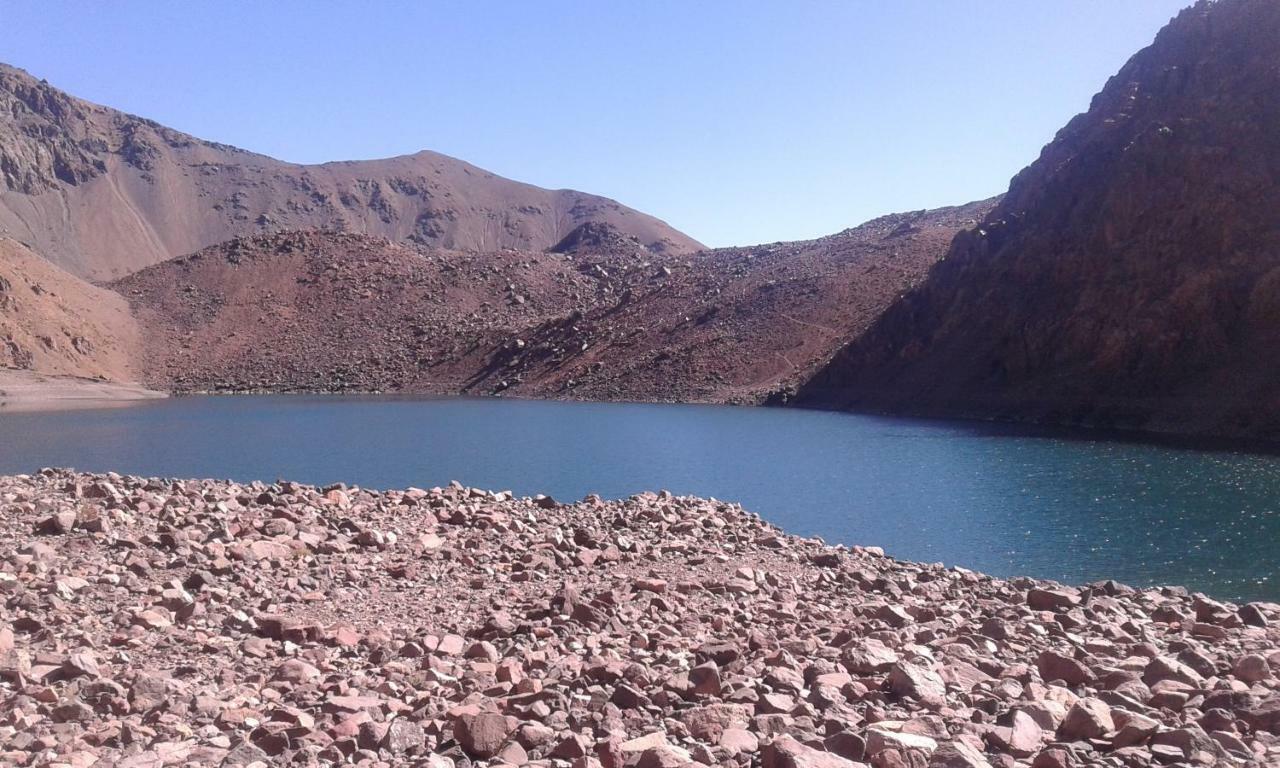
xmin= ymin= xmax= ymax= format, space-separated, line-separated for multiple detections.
xmin=0 ymin=63 xmax=703 ymax=280
xmin=796 ymin=0 xmax=1280 ymax=438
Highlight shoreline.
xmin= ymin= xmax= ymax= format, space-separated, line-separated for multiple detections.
xmin=2 ymin=469 xmax=1277 ymax=766
xmin=0 ymin=369 xmax=166 ymax=412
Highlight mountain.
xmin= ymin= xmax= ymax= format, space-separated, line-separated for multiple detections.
xmin=502 ymin=199 xmax=997 ymax=403
xmin=0 ymin=63 xmax=702 ymax=281
xmin=795 ymin=0 xmax=1280 ymax=439
xmin=113 ymin=201 xmax=994 ymax=400
xmin=0 ymin=236 xmax=139 ymax=380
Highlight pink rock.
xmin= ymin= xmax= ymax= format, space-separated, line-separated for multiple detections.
xmin=1233 ymin=653 xmax=1271 ymax=683
xmin=762 ymin=735 xmax=864 ymax=768
xmin=720 ymin=728 xmax=760 ymax=755
xmin=453 ymin=711 xmax=512 ymax=758
xmin=1036 ymin=650 xmax=1092 ymax=686
xmin=930 ymin=740 xmax=993 ymax=768
xmin=1057 ymin=698 xmax=1114 ymax=741
xmin=888 ymin=661 xmax=947 ymax=708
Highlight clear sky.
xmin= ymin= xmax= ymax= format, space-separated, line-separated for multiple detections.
xmin=1 ymin=1 xmax=1190 ymax=247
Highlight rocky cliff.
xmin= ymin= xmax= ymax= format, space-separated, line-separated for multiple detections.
xmin=0 ymin=63 xmax=702 ymax=280
xmin=795 ymin=0 xmax=1280 ymax=439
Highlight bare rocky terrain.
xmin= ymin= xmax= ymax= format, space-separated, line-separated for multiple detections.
xmin=111 ymin=202 xmax=992 ymax=404
xmin=0 ymin=63 xmax=701 ymax=282
xmin=0 ymin=237 xmax=140 ymax=382
xmin=2 ymin=468 xmax=1279 ymax=767
xmin=795 ymin=0 xmax=1280 ymax=440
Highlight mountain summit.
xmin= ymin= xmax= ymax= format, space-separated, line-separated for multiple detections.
xmin=0 ymin=63 xmax=702 ymax=280
xmin=796 ymin=0 xmax=1280 ymax=438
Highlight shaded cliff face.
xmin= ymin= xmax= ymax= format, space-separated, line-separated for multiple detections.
xmin=0 ymin=64 xmax=702 ymax=280
xmin=112 ymin=200 xmax=993 ymax=400
xmin=797 ymin=0 xmax=1280 ymax=438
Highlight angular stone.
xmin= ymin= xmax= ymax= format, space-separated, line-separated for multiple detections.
xmin=762 ymin=735 xmax=862 ymax=768
xmin=1058 ymin=698 xmax=1114 ymax=741
xmin=453 ymin=711 xmax=512 ymax=758
xmin=889 ymin=661 xmax=947 ymax=708
xmin=1036 ymin=650 xmax=1092 ymax=686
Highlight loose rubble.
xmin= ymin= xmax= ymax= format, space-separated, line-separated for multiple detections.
xmin=2 ymin=469 xmax=1279 ymax=767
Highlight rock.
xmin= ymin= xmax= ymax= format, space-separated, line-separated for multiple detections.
xmin=62 ymin=651 xmax=101 ymax=679
xmin=1027 ymin=588 xmax=1080 ymax=612
xmin=929 ymin=741 xmax=992 ymax=768
xmin=721 ymin=728 xmax=760 ymax=755
xmin=453 ymin=712 xmax=512 ymax=758
xmin=889 ymin=661 xmax=947 ymax=707
xmin=1239 ymin=603 xmax=1270 ymax=627
xmin=1029 ymin=748 xmax=1070 ymax=768
xmin=866 ymin=729 xmax=937 ymax=762
xmin=680 ymin=703 xmax=749 ymax=741
xmin=273 ymin=658 xmax=321 ymax=684
xmin=763 ymin=735 xmax=864 ymax=768
xmin=131 ymin=609 xmax=171 ymax=630
xmin=987 ymin=711 xmax=1040 ymax=756
xmin=634 ymin=578 xmax=668 ymax=593
xmin=1112 ymin=711 xmax=1159 ymax=748
xmin=37 ymin=511 xmax=77 ymax=534
xmin=843 ymin=639 xmax=899 ymax=674
xmin=1143 ymin=657 xmax=1202 ymax=687
xmin=1057 ymin=698 xmax=1114 ymax=741
xmin=636 ymin=744 xmax=693 ymax=768
xmin=1233 ymin=653 xmax=1271 ymax=683
xmin=688 ymin=662 xmax=722 ymax=696
xmin=1036 ymin=650 xmax=1092 ymax=686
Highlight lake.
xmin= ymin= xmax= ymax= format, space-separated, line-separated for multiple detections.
xmin=2 ymin=395 xmax=1278 ymax=602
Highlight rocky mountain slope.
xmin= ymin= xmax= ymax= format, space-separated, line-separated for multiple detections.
xmin=3 ymin=468 xmax=1280 ymax=767
xmin=113 ymin=201 xmax=993 ymax=402
xmin=507 ymin=199 xmax=996 ymax=404
xmin=0 ymin=63 xmax=702 ymax=281
xmin=795 ymin=0 xmax=1280 ymax=439
xmin=0 ymin=237 xmax=139 ymax=381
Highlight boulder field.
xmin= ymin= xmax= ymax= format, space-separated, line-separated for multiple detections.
xmin=2 ymin=469 xmax=1279 ymax=767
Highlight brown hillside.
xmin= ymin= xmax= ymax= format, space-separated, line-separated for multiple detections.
xmin=0 ymin=237 xmax=139 ymax=381
xmin=0 ymin=63 xmax=702 ymax=281
xmin=114 ymin=200 xmax=993 ymax=401
xmin=796 ymin=0 xmax=1280 ymax=439
xmin=506 ymin=199 xmax=997 ymax=404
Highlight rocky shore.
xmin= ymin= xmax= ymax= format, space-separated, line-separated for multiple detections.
xmin=2 ymin=470 xmax=1278 ymax=767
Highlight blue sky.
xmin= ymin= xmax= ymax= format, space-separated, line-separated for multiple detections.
xmin=1 ymin=1 xmax=1190 ymax=247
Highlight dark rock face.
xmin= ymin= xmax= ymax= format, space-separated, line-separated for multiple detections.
xmin=0 ymin=69 xmax=107 ymax=193
xmin=796 ymin=0 xmax=1280 ymax=439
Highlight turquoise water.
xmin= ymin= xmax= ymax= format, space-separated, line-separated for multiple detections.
xmin=2 ymin=395 xmax=1278 ymax=601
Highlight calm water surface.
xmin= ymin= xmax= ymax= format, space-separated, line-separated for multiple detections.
xmin=2 ymin=395 xmax=1278 ymax=601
